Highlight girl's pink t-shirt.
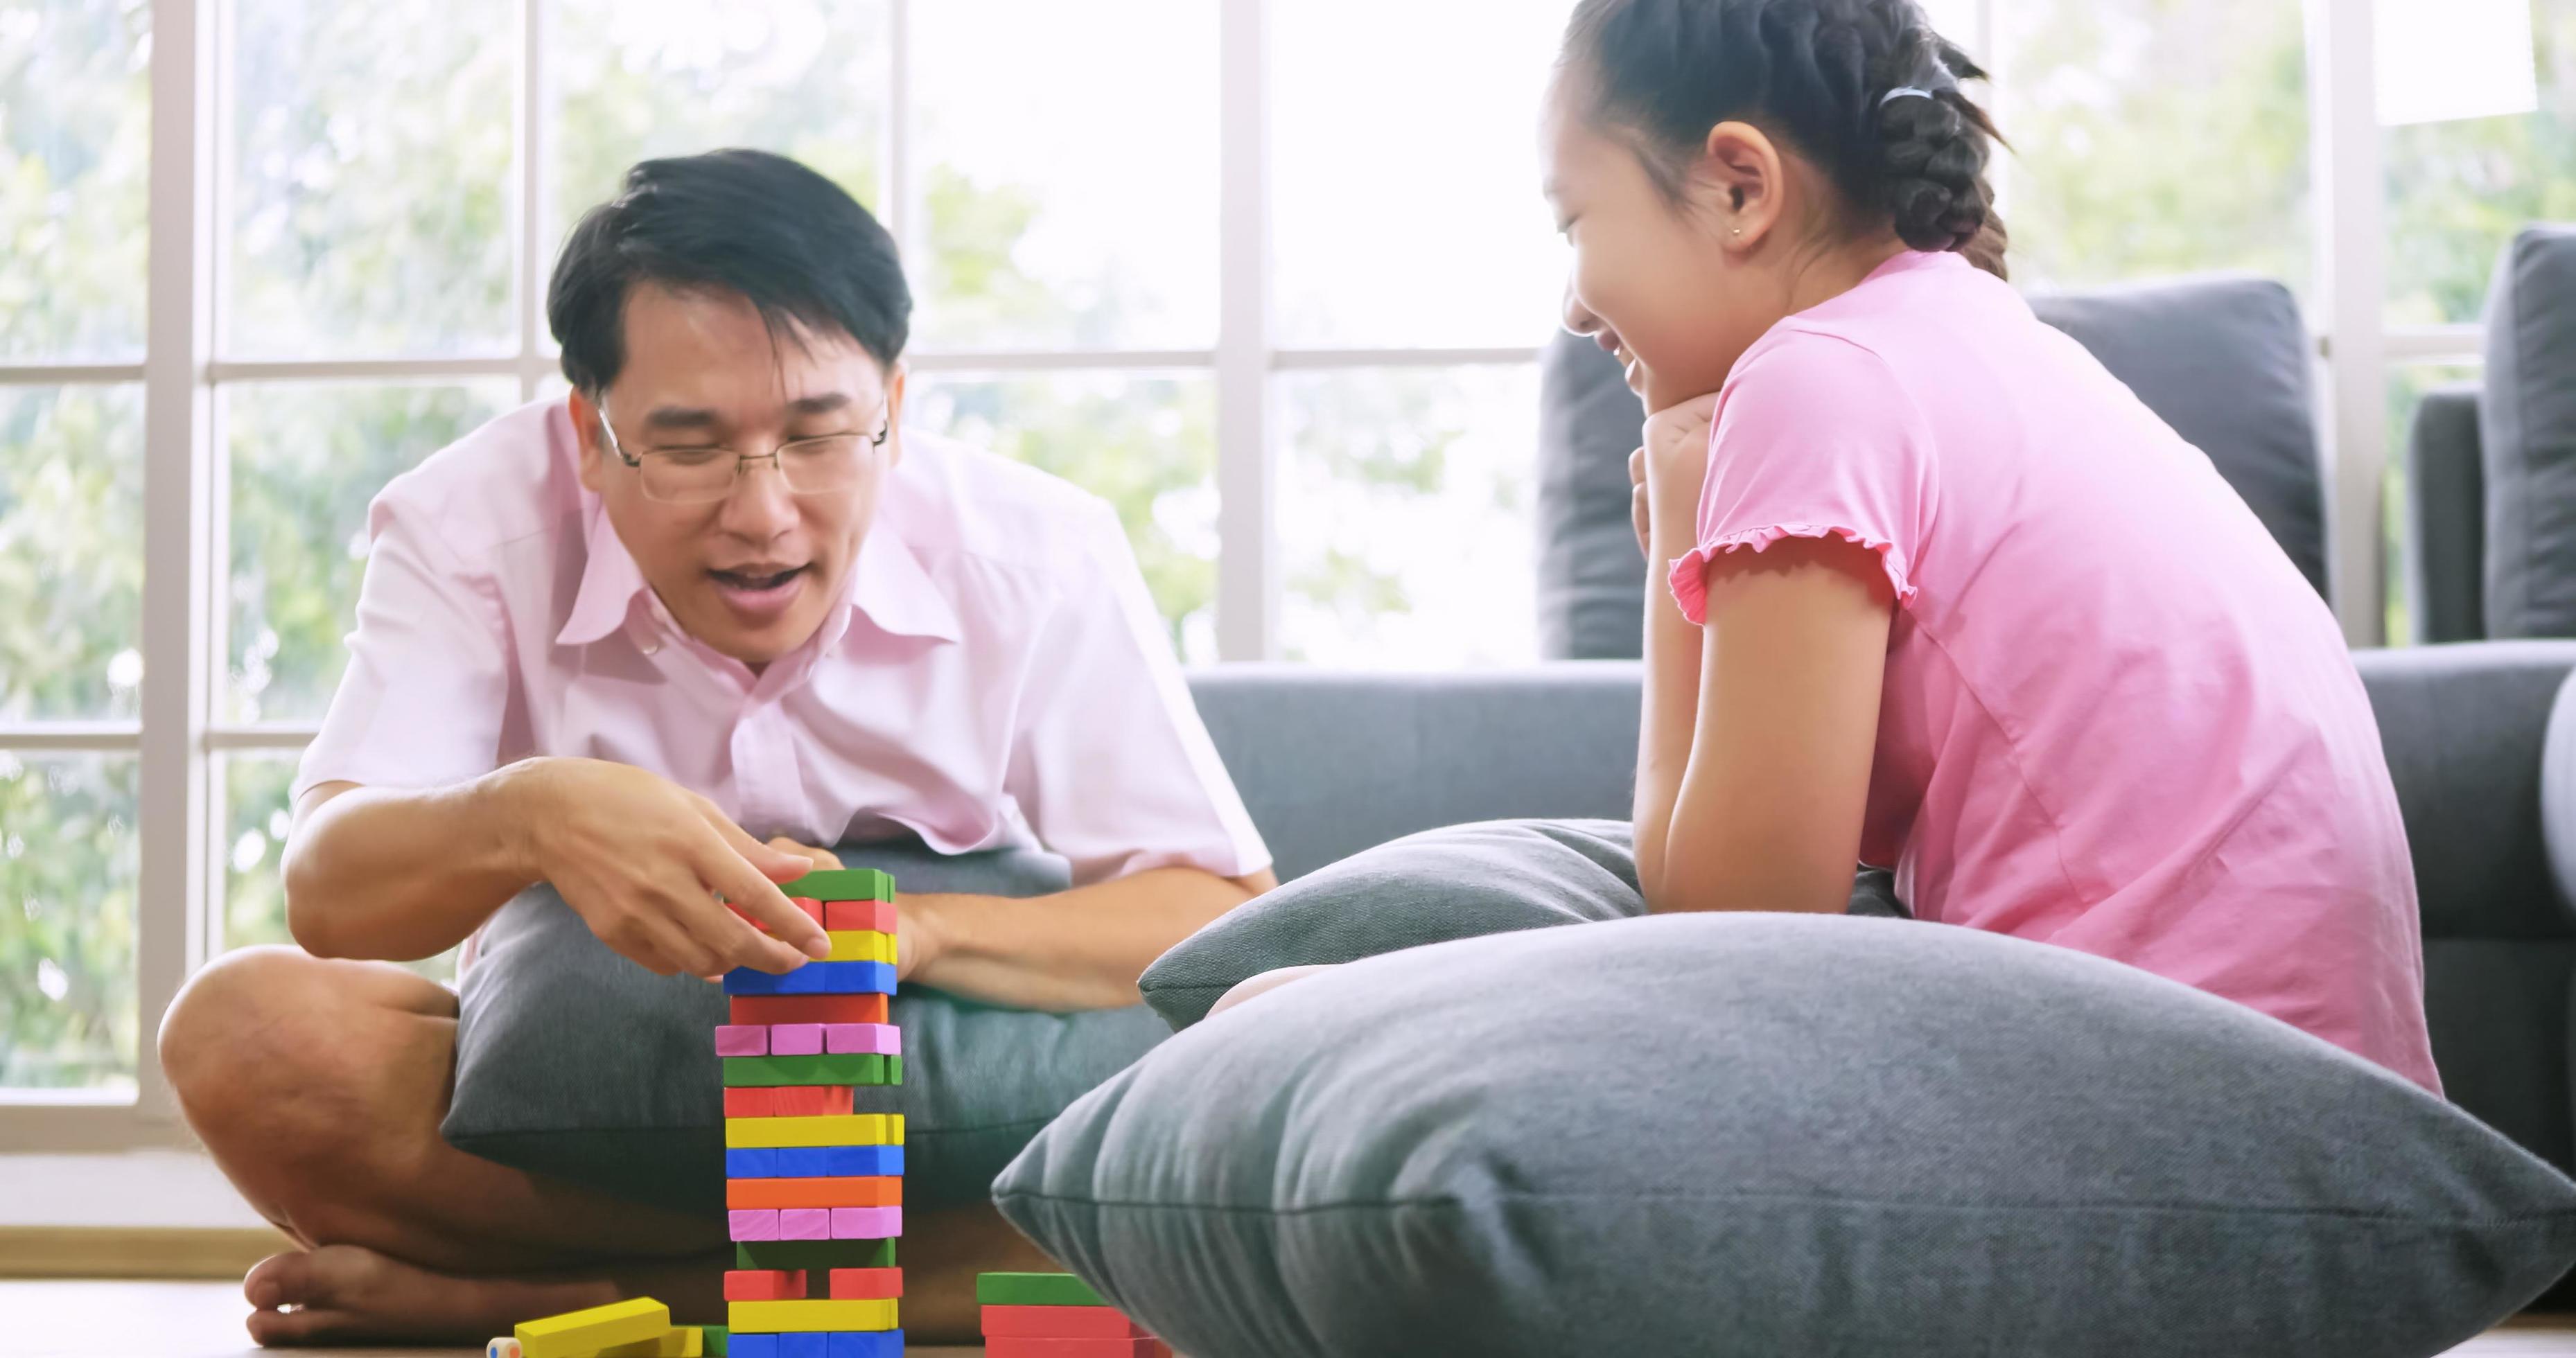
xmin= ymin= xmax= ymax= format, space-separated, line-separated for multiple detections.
xmin=1668 ymin=249 xmax=2439 ymax=1092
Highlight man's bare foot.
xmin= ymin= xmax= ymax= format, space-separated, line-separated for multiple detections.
xmin=243 ymin=1244 xmax=623 ymax=1347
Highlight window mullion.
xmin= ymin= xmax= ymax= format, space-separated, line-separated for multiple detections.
xmin=2308 ymin=0 xmax=2389 ymax=644
xmin=1216 ymin=0 xmax=1274 ymax=662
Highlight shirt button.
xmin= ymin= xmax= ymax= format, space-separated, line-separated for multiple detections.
xmin=640 ymin=638 xmax=661 ymax=655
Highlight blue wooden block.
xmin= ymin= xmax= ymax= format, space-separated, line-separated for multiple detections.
xmin=729 ymin=1335 xmax=778 ymax=1358
xmin=825 ymin=1332 xmax=904 ymax=1358
xmin=722 ymin=962 xmax=897 ymax=996
xmin=777 ymin=1333 xmax=827 ymax=1358
xmin=728 ymin=1145 xmax=904 ymax=1179
xmin=725 ymin=1148 xmax=778 ymax=1178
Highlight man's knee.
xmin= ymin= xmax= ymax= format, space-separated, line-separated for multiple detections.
xmin=159 ymin=946 xmax=352 ymax=1140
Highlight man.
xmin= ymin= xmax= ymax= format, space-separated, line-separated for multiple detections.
xmin=156 ymin=149 xmax=1274 ymax=1346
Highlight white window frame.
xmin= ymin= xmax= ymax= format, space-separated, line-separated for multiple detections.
xmin=0 ymin=0 xmax=2496 ymax=1146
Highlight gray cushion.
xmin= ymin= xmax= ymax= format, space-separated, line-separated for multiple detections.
xmin=1000 ymin=913 xmax=2576 ymax=1358
xmin=1137 ymin=818 xmax=1900 ymax=1030
xmin=2483 ymin=224 xmax=2576 ymax=639
xmin=441 ymin=840 xmax=1171 ymax=1215
xmin=2407 ymin=382 xmax=2489 ymax=644
xmin=1532 ymin=274 xmax=2331 ymax=659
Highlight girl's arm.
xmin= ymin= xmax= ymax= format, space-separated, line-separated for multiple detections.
xmin=1633 ymin=396 xmax=1896 ymax=915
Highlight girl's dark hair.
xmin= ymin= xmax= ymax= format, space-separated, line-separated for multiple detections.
xmin=1561 ymin=0 xmax=2010 ymax=279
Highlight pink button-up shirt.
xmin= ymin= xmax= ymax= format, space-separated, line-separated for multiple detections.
xmin=295 ymin=398 xmax=1271 ymax=889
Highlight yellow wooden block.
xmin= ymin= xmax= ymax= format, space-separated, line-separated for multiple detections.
xmin=824 ymin=931 xmax=896 ymax=964
xmin=597 ymin=1328 xmax=703 ymax=1357
xmin=514 ymin=1297 xmax=670 ymax=1358
xmin=728 ymin=1298 xmax=901 ymax=1333
xmin=724 ymin=1113 xmax=906 ymax=1149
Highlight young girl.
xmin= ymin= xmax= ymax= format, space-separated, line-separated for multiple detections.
xmin=1218 ymin=0 xmax=2439 ymax=1092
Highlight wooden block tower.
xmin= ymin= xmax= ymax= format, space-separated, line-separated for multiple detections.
xmin=721 ymin=867 xmax=906 ymax=1358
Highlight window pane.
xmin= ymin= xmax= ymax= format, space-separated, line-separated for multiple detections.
xmin=1278 ymin=366 xmax=1541 ymax=667
xmin=552 ymin=0 xmax=889 ymax=256
xmin=218 ymin=750 xmax=457 ymax=982
xmin=0 ymin=750 xmax=137 ymax=1092
xmin=0 ymin=385 xmax=142 ymax=721
xmin=2384 ymin=1 xmax=2576 ymax=324
xmin=906 ymin=373 xmax=1216 ymax=663
xmin=225 ymin=382 xmax=518 ymax=723
xmin=2382 ymin=360 xmax=2485 ymax=645
xmin=1272 ymin=1 xmax=1570 ymax=349
xmin=0 ymin=0 xmax=150 ymax=362
xmin=1997 ymin=0 xmax=2312 ymax=299
xmin=909 ymin=0 xmax=1214 ymax=351
xmin=225 ymin=0 xmax=516 ymax=358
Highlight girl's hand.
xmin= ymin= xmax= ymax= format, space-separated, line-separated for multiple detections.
xmin=1629 ymin=392 xmax=1724 ymax=556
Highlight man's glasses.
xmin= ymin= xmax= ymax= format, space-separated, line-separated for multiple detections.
xmin=595 ymin=405 xmax=893 ymax=504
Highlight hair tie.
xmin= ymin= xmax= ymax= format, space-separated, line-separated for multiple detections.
xmin=1879 ymin=86 xmax=1938 ymax=107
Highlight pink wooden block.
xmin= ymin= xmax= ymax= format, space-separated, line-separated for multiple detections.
xmin=715 ymin=1025 xmax=769 ymax=1057
xmin=830 ymin=1206 xmax=902 ymax=1240
xmin=768 ymin=1023 xmax=825 ymax=1057
xmin=728 ymin=1210 xmax=780 ymax=1242
xmin=779 ymin=1207 xmax=832 ymax=1240
xmin=823 ymin=1023 xmax=902 ymax=1056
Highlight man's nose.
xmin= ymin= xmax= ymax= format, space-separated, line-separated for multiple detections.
xmin=717 ymin=455 xmax=801 ymax=536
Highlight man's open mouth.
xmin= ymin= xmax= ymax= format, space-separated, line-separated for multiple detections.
xmin=710 ymin=565 xmax=808 ymax=592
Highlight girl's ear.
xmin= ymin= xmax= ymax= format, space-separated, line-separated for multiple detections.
xmin=1696 ymin=120 xmax=1787 ymax=249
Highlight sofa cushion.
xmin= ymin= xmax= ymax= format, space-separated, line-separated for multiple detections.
xmin=1533 ymin=273 xmax=2331 ymax=658
xmin=442 ymin=840 xmax=1172 ymax=1215
xmin=2483 ymin=224 xmax=2576 ymax=639
xmin=999 ymin=914 xmax=2576 ymax=1358
xmin=2407 ymin=382 xmax=2489 ymax=643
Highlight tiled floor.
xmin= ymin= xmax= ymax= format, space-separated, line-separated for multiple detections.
xmin=8 ymin=1280 xmax=2574 ymax=1357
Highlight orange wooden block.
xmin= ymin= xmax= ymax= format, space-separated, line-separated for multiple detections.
xmin=725 ymin=1088 xmax=776 ymax=1117
xmin=767 ymin=1085 xmax=855 ymax=1117
xmin=726 ymin=1176 xmax=904 ymax=1210
xmin=824 ymin=900 xmax=898 ymax=933
xmin=829 ymin=1267 xmax=904 ymax=1300
xmin=724 ymin=1268 xmax=809 ymax=1301
xmin=729 ymin=994 xmax=890 ymax=1026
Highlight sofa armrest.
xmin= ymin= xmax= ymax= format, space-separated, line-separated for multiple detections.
xmin=2404 ymin=382 xmax=2488 ymax=644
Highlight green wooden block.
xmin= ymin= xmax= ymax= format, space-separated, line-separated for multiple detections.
xmin=721 ymin=1054 xmax=890 ymax=1088
xmin=782 ymin=868 xmax=895 ymax=903
xmin=703 ymin=1325 xmax=728 ymax=1356
xmin=733 ymin=1239 xmax=897 ymax=1271
xmin=889 ymin=1055 xmax=902 ymax=1086
xmin=976 ymin=1271 xmax=1108 ymax=1308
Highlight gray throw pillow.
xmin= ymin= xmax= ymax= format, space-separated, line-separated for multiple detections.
xmin=1137 ymin=818 xmax=1901 ymax=1030
xmin=999 ymin=913 xmax=2576 ymax=1358
xmin=444 ymin=839 xmax=1173 ymax=1215
xmin=2482 ymin=223 xmax=2576 ymax=640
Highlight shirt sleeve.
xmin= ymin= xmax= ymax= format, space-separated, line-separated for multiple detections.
xmin=1667 ymin=330 xmax=1934 ymax=625
xmin=291 ymin=486 xmax=514 ymax=802
xmin=1005 ymin=499 xmax=1272 ymax=888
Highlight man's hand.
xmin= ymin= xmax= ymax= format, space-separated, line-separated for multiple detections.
xmin=1629 ymin=391 xmax=1725 ymax=557
xmin=762 ymin=835 xmax=945 ymax=982
xmin=507 ymin=758 xmax=830 ymax=980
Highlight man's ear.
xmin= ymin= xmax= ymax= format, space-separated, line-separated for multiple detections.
xmin=1697 ymin=120 xmax=1787 ymax=249
xmin=568 ymin=386 xmax=606 ymax=494
xmin=883 ymin=362 xmax=909 ymax=470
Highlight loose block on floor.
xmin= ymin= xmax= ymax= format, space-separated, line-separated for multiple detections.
xmin=724 ymin=961 xmax=896 ymax=996
xmin=976 ymin=1273 xmax=1108 ymax=1309
xmin=728 ymin=1175 xmax=901 ymax=1209
xmin=730 ymin=994 xmax=889 ymax=1025
xmin=768 ymin=1023 xmax=826 ymax=1056
xmin=725 ymin=1269 xmax=808 ymax=1302
xmin=981 ymin=1304 xmax=1151 ymax=1339
xmin=724 ymin=1054 xmax=895 ymax=1088
xmin=981 ymin=1339 xmax=1166 ymax=1358
xmin=724 ymin=1113 xmax=903 ymax=1149
xmin=828 ymin=1267 xmax=903 ymax=1300
xmin=514 ymin=1296 xmax=672 ymax=1358
xmin=823 ymin=899 xmax=899 ymax=933
xmin=599 ymin=1328 xmax=706 ymax=1357
xmin=782 ymin=868 xmax=895 ymax=903
xmin=823 ymin=1023 xmax=900 ymax=1055
xmin=705 ymin=1326 xmax=730 ymax=1356
xmin=727 ymin=1145 xmax=905 ymax=1179
xmin=729 ymin=1298 xmax=900 ymax=1332
xmin=824 ymin=931 xmax=897 ymax=964
xmin=735 ymin=1238 xmax=898 ymax=1271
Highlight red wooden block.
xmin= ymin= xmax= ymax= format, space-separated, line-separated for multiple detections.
xmin=724 ymin=1087 xmax=778 ymax=1117
xmin=823 ymin=899 xmax=898 ymax=933
xmin=981 ymin=1305 xmax=1152 ymax=1339
xmin=765 ymin=1084 xmax=856 ymax=1117
xmin=728 ymin=994 xmax=891 ymax=1025
xmin=724 ymin=1268 xmax=809 ymax=1301
xmin=828 ymin=1267 xmax=904 ymax=1300
xmin=982 ymin=1339 xmax=1168 ymax=1358
xmin=724 ymin=897 xmax=824 ymax=929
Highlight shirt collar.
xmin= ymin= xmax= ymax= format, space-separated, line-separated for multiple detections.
xmin=554 ymin=496 xmax=961 ymax=649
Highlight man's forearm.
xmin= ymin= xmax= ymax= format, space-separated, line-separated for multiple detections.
xmin=282 ymin=762 xmax=545 ymax=962
xmin=906 ymin=865 xmax=1267 ymax=1011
